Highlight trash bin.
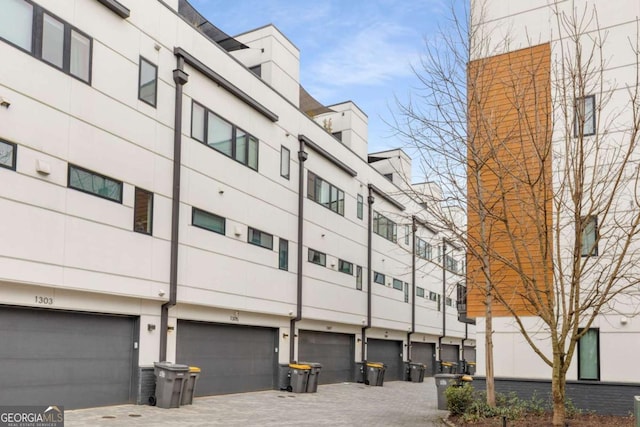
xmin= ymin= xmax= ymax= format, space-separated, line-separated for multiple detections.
xmin=435 ymin=373 xmax=473 ymax=410
xmin=289 ymin=363 xmax=311 ymax=393
xmin=152 ymin=362 xmax=189 ymax=408
xmin=467 ymin=362 xmax=476 ymax=375
xmin=440 ymin=361 xmax=457 ymax=373
xmin=300 ymin=362 xmax=322 ymax=393
xmin=409 ymin=362 xmax=426 ymax=383
xmin=365 ymin=362 xmax=386 ymax=386
xmin=180 ymin=366 xmax=201 ymax=405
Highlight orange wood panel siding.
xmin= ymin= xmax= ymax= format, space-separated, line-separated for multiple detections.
xmin=467 ymin=43 xmax=553 ymax=318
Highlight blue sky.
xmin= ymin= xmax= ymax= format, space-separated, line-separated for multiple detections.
xmin=190 ymin=0 xmax=458 ymax=155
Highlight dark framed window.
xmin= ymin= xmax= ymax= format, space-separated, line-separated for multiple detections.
xmin=445 ymin=255 xmax=459 ymax=273
xmin=279 ymin=238 xmax=288 ymax=271
xmin=357 ymin=194 xmax=363 ymax=220
xmin=574 ymin=95 xmax=596 ymax=137
xmin=0 ymin=139 xmax=17 ymax=170
xmin=404 ymin=282 xmax=409 ymax=303
xmin=416 ymin=287 xmax=425 ymax=298
xmin=192 ymin=207 xmax=225 ymax=235
xmin=446 ymin=297 xmax=453 ymax=307
xmin=191 ymin=101 xmax=259 ymax=171
xmin=578 ymin=328 xmax=600 ymax=380
xmin=0 ymin=1 xmax=92 ymax=83
xmin=392 ymin=278 xmax=403 ymax=290
xmin=332 ymin=131 xmax=342 ymax=142
xmin=338 ymin=259 xmax=353 ymax=275
xmin=383 ymin=173 xmax=393 ymax=182
xmin=581 ymin=216 xmax=598 ymax=257
xmin=280 ymin=146 xmax=290 ymax=179
xmin=373 ymin=271 xmax=385 ymax=285
xmin=356 ymin=266 xmax=362 ymax=290
xmin=373 ymin=211 xmax=397 ymax=243
xmin=404 ymin=225 xmax=410 ymax=245
xmin=249 ymin=64 xmax=261 ymax=77
xmin=429 ymin=291 xmax=437 ymax=302
xmin=133 ymin=187 xmax=153 ymax=235
xmin=138 ymin=56 xmax=157 ymax=107
xmin=457 ymin=284 xmax=468 ymax=313
xmin=308 ymin=248 xmax=326 ymax=266
xmin=68 ymin=164 xmax=122 ymax=203
xmin=307 ymin=171 xmax=344 ymax=215
xmin=416 ymin=237 xmax=432 ymax=259
xmin=248 ymin=227 xmax=273 ymax=250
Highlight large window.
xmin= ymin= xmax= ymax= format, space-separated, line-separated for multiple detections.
xmin=574 ymin=95 xmax=596 ymax=137
xmin=280 ymin=146 xmax=290 ymax=179
xmin=248 ymin=227 xmax=273 ymax=250
xmin=279 ymin=239 xmax=288 ymax=271
xmin=191 ymin=101 xmax=259 ymax=171
xmin=0 ymin=1 xmax=92 ymax=83
xmin=338 ymin=259 xmax=353 ymax=275
xmin=445 ymin=254 xmax=459 ymax=273
xmin=581 ymin=216 xmax=598 ymax=257
xmin=416 ymin=237 xmax=432 ymax=259
xmin=192 ymin=208 xmax=225 ymax=235
xmin=0 ymin=140 xmax=17 ymax=170
xmin=578 ymin=328 xmax=599 ymax=380
xmin=373 ymin=211 xmax=397 ymax=242
xmin=307 ymin=171 xmax=344 ymax=215
xmin=308 ymin=248 xmax=326 ymax=266
xmin=134 ymin=188 xmax=153 ymax=235
xmin=357 ymin=194 xmax=363 ymax=220
xmin=138 ymin=57 xmax=157 ymax=107
xmin=68 ymin=164 xmax=122 ymax=203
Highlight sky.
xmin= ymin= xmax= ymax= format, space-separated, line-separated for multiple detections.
xmin=190 ymin=0 xmax=460 ymax=157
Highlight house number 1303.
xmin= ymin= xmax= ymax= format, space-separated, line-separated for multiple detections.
xmin=35 ymin=296 xmax=53 ymax=305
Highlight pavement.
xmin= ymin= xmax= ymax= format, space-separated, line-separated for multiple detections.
xmin=65 ymin=378 xmax=448 ymax=426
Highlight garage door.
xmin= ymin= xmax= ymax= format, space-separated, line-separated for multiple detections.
xmin=441 ymin=344 xmax=459 ymax=364
xmin=0 ymin=305 xmax=137 ymax=409
xmin=411 ymin=342 xmax=436 ymax=376
xmin=298 ymin=330 xmax=354 ymax=384
xmin=176 ymin=321 xmax=277 ymax=395
xmin=367 ymin=339 xmax=403 ymax=381
xmin=463 ymin=346 xmax=476 ymax=363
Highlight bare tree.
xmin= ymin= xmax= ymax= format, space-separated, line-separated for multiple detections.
xmin=394 ymin=2 xmax=640 ymax=426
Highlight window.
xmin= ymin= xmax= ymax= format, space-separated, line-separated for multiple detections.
xmin=339 ymin=259 xmax=353 ymax=275
xmin=574 ymin=95 xmax=596 ymax=137
xmin=308 ymin=248 xmax=326 ymax=266
xmin=0 ymin=2 xmax=93 ymax=83
xmin=332 ymin=131 xmax=342 ymax=142
xmin=357 ymin=194 xmax=363 ymax=220
xmin=356 ymin=266 xmax=362 ymax=290
xmin=581 ymin=216 xmax=598 ymax=257
xmin=192 ymin=207 xmax=225 ymax=235
xmin=446 ymin=297 xmax=453 ymax=307
xmin=445 ymin=255 xmax=459 ymax=273
xmin=307 ymin=171 xmax=344 ymax=215
xmin=373 ymin=211 xmax=397 ymax=242
xmin=68 ymin=164 xmax=122 ymax=203
xmin=392 ymin=278 xmax=403 ymax=290
xmin=0 ymin=140 xmax=17 ymax=170
xmin=383 ymin=173 xmax=393 ymax=182
xmin=405 ymin=225 xmax=410 ymax=245
xmin=404 ymin=282 xmax=409 ymax=303
xmin=280 ymin=146 xmax=290 ymax=179
xmin=457 ymin=284 xmax=467 ymax=313
xmin=249 ymin=64 xmax=261 ymax=77
xmin=248 ymin=227 xmax=273 ymax=250
xmin=138 ymin=57 xmax=157 ymax=107
xmin=416 ymin=238 xmax=432 ymax=259
xmin=279 ymin=239 xmax=288 ymax=271
xmin=134 ymin=188 xmax=153 ymax=235
xmin=191 ymin=101 xmax=259 ymax=171
xmin=429 ymin=291 xmax=437 ymax=301
xmin=416 ymin=287 xmax=425 ymax=298
xmin=373 ymin=271 xmax=385 ymax=285
xmin=578 ymin=328 xmax=599 ymax=380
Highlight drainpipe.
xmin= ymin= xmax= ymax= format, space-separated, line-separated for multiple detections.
xmin=362 ymin=185 xmax=374 ymax=361
xmin=290 ymin=138 xmax=308 ymax=362
xmin=438 ymin=238 xmax=446 ymax=366
xmin=160 ymin=58 xmax=189 ymax=361
xmin=407 ymin=216 xmax=417 ymax=361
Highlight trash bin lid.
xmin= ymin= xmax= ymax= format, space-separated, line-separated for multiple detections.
xmin=467 ymin=362 xmax=476 ymax=366
xmin=298 ymin=362 xmax=322 ymax=368
xmin=289 ymin=363 xmax=311 ymax=370
xmin=154 ymin=361 xmax=190 ymax=371
xmin=461 ymin=375 xmax=473 ymax=382
xmin=189 ymin=366 xmax=201 ymax=373
xmin=441 ymin=361 xmax=453 ymax=367
xmin=366 ymin=362 xmax=384 ymax=368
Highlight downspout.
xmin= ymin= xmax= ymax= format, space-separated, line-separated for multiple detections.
xmin=362 ymin=185 xmax=374 ymax=360
xmin=290 ymin=138 xmax=308 ymax=362
xmin=160 ymin=58 xmax=189 ymax=361
xmin=438 ymin=238 xmax=446 ymax=366
xmin=407 ymin=216 xmax=417 ymax=361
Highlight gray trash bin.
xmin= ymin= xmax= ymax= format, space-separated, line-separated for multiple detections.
xmin=409 ymin=362 xmax=426 ymax=383
xmin=153 ymin=362 xmax=189 ymax=409
xmin=181 ymin=366 xmax=201 ymax=405
xmin=365 ymin=362 xmax=385 ymax=386
xmin=435 ymin=373 xmax=458 ymax=410
xmin=300 ymin=362 xmax=322 ymax=393
xmin=289 ymin=363 xmax=311 ymax=393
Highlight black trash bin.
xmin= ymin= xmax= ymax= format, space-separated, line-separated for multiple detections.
xmin=408 ymin=362 xmax=426 ymax=383
xmin=300 ymin=362 xmax=322 ymax=393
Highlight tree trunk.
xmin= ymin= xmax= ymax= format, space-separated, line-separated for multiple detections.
xmin=485 ymin=288 xmax=496 ymax=406
xmin=551 ymin=354 xmax=566 ymax=426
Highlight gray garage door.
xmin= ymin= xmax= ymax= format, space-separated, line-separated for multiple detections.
xmin=411 ymin=342 xmax=436 ymax=376
xmin=298 ymin=330 xmax=354 ymax=384
xmin=367 ymin=339 xmax=403 ymax=381
xmin=0 ymin=305 xmax=137 ymax=409
xmin=176 ymin=320 xmax=277 ymax=395
xmin=463 ymin=346 xmax=476 ymax=363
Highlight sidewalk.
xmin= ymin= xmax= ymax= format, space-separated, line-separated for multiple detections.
xmin=66 ymin=378 xmax=448 ymax=426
